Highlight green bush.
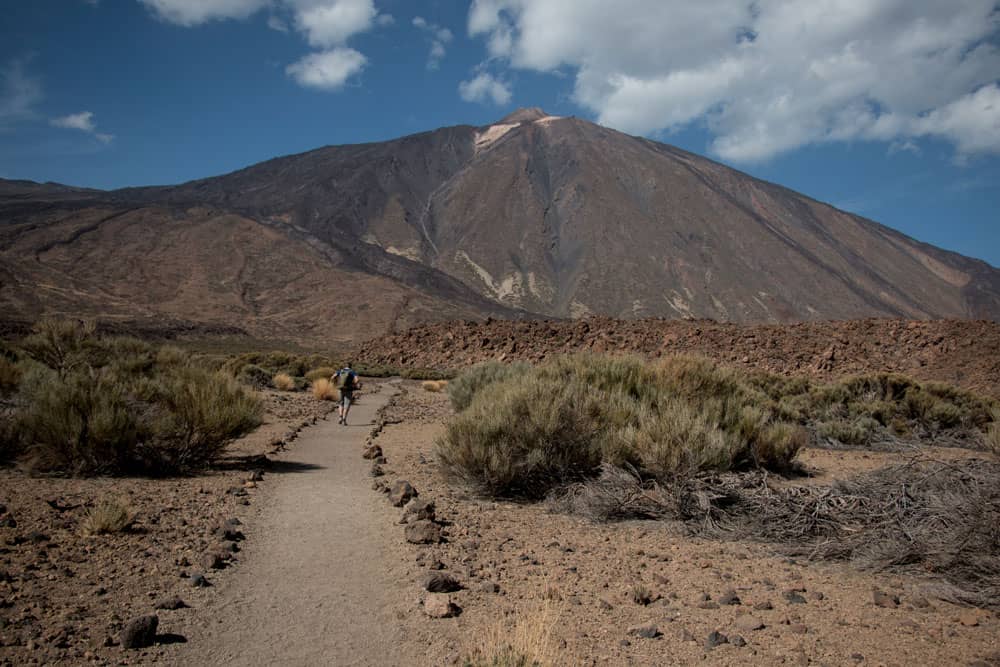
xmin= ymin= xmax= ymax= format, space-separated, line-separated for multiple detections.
xmin=6 ymin=320 xmax=263 ymax=475
xmin=448 ymin=361 xmax=532 ymax=412
xmin=437 ymin=354 xmax=805 ymax=498
xmin=236 ymin=364 xmax=271 ymax=390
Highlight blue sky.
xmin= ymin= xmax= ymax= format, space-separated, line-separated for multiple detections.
xmin=1 ymin=0 xmax=998 ymax=267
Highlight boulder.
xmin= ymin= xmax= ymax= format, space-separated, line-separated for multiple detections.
xmin=120 ymin=615 xmax=158 ymax=649
xmin=423 ymin=572 xmax=462 ymax=593
xmin=735 ymin=615 xmax=765 ymax=632
xmin=362 ymin=444 xmax=383 ymax=460
xmin=627 ymin=623 xmax=660 ymax=639
xmin=423 ymin=594 xmax=460 ymax=618
xmin=873 ymin=590 xmax=900 ymax=608
xmin=405 ymin=520 xmax=441 ymax=544
xmin=388 ymin=481 xmax=418 ymax=507
xmin=402 ymin=498 xmax=436 ymax=523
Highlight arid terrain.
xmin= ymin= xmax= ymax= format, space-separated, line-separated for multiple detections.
xmin=358 ymin=317 xmax=1000 ymax=398
xmin=1 ymin=320 xmax=998 ymax=665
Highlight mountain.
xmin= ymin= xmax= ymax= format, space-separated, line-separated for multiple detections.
xmin=2 ymin=109 xmax=999 ymax=344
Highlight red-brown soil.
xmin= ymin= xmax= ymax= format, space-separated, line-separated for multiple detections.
xmin=365 ymin=383 xmax=1000 ymax=666
xmin=358 ymin=317 xmax=1000 ymax=397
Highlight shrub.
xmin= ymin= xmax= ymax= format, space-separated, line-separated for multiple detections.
xmin=236 ymin=364 xmax=271 ymax=390
xmin=151 ymin=367 xmax=263 ymax=469
xmin=0 ymin=357 xmax=21 ymax=395
xmin=7 ymin=322 xmax=264 ymax=475
xmin=305 ymin=366 xmax=337 ymax=383
xmin=272 ymin=372 xmax=296 ymax=391
xmin=437 ymin=354 xmax=806 ymax=499
xmin=438 ymin=378 xmax=607 ymax=498
xmin=448 ymin=361 xmax=532 ymax=412
xmin=80 ymin=497 xmax=134 ymax=535
xmin=19 ymin=366 xmax=142 ymax=475
xmin=312 ymin=378 xmax=338 ymax=401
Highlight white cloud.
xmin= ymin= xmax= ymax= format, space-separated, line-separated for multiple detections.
xmin=138 ymin=1 xmax=389 ymax=92
xmin=51 ymin=111 xmax=114 ymax=143
xmin=467 ymin=0 xmax=1000 ymax=161
xmin=51 ymin=111 xmax=97 ymax=132
xmin=413 ymin=16 xmax=454 ymax=69
xmin=0 ymin=58 xmax=42 ymax=129
xmin=459 ymin=72 xmax=511 ymax=105
xmin=267 ymin=15 xmax=289 ymax=32
xmin=138 ymin=0 xmax=269 ymax=26
xmin=290 ymin=0 xmax=377 ymax=48
xmin=286 ymin=47 xmax=366 ymax=89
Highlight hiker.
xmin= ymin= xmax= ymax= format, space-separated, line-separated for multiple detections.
xmin=334 ymin=363 xmax=360 ymax=426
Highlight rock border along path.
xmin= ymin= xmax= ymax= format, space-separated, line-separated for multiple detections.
xmin=169 ymin=383 xmax=404 ymax=666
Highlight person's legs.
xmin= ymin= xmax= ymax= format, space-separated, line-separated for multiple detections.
xmin=341 ymin=392 xmax=353 ymax=425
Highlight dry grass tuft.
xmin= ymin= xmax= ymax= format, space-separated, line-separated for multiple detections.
xmin=311 ymin=378 xmax=338 ymax=401
xmin=80 ymin=498 xmax=134 ymax=536
xmin=465 ymin=603 xmax=561 ymax=667
xmin=272 ymin=372 xmax=296 ymax=391
xmin=421 ymin=380 xmax=448 ymax=393
xmin=629 ymin=582 xmax=653 ymax=606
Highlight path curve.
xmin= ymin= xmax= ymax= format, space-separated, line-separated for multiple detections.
xmin=170 ymin=383 xmax=404 ymax=666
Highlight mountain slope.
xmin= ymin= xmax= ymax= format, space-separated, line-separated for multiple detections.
xmin=2 ymin=109 xmax=998 ymax=343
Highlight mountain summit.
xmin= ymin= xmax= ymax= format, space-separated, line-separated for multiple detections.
xmin=1 ymin=111 xmax=998 ymax=343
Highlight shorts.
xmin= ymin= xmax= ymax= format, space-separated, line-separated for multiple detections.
xmin=338 ymin=390 xmax=353 ymax=408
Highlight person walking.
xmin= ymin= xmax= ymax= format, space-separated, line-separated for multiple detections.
xmin=334 ymin=363 xmax=359 ymax=425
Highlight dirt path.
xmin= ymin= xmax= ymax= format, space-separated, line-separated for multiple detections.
xmin=168 ymin=383 xmax=404 ymax=666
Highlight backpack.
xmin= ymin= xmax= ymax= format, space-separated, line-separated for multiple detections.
xmin=335 ymin=368 xmax=353 ymax=390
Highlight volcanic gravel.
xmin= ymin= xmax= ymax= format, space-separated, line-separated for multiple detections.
xmin=357 ymin=317 xmax=1000 ymax=397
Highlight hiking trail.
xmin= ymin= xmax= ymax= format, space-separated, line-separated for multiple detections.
xmin=169 ymin=382 xmax=406 ymax=666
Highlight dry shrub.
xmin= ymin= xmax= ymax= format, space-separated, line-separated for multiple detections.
xmin=80 ymin=497 xmax=134 ymax=536
xmin=465 ymin=603 xmax=560 ymax=667
xmin=686 ymin=458 xmax=1000 ymax=608
xmin=553 ymin=458 xmax=1000 ymax=608
xmin=312 ymin=378 xmax=338 ymax=401
xmin=422 ymin=380 xmax=448 ymax=392
xmin=272 ymin=372 xmax=296 ymax=391
xmin=548 ymin=464 xmax=674 ymax=522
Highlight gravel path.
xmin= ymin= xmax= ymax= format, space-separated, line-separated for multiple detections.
xmin=169 ymin=383 xmax=404 ymax=666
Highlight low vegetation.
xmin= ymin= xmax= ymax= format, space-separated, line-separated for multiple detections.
xmin=439 ymin=354 xmax=999 ymax=500
xmin=272 ymin=372 xmax=296 ymax=391
xmin=311 ymin=378 xmax=338 ymax=401
xmin=80 ymin=497 xmax=134 ymax=536
xmin=437 ymin=354 xmax=808 ymax=498
xmin=421 ymin=380 xmax=449 ymax=393
xmin=1 ymin=319 xmax=263 ymax=475
xmin=464 ymin=603 xmax=559 ymax=667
